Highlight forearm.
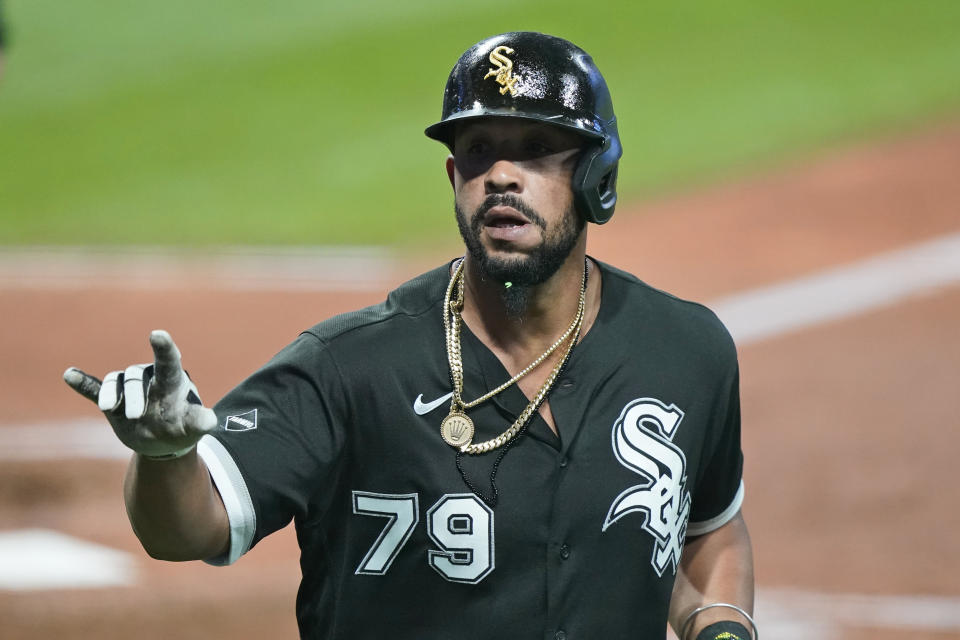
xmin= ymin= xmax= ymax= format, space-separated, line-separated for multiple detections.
xmin=669 ymin=512 xmax=755 ymax=638
xmin=123 ymin=448 xmax=230 ymax=561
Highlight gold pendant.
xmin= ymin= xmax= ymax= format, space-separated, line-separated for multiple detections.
xmin=440 ymin=411 xmax=474 ymax=448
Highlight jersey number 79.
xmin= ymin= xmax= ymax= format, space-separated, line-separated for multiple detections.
xmin=352 ymin=491 xmax=495 ymax=584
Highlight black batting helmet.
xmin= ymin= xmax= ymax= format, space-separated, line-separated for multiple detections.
xmin=425 ymin=32 xmax=622 ymax=225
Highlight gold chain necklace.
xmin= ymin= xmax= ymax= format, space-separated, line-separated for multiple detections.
xmin=440 ymin=259 xmax=587 ymax=454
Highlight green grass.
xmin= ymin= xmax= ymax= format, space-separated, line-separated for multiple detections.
xmin=1 ymin=0 xmax=959 ymax=246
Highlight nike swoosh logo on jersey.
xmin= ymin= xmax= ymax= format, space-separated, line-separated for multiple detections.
xmin=413 ymin=392 xmax=453 ymax=415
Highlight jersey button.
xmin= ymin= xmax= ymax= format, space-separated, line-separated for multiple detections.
xmin=555 ymin=631 xmax=567 ymax=640
xmin=559 ymin=457 xmax=568 ymax=468
xmin=559 ymin=544 xmax=571 ymax=560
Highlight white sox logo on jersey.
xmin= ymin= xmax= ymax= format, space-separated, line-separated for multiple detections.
xmin=603 ymin=397 xmax=691 ymax=577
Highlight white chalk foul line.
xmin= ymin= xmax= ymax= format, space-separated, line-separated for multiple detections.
xmin=0 ymin=418 xmax=131 ymax=461
xmin=667 ymin=588 xmax=960 ymax=639
xmin=761 ymin=588 xmax=960 ymax=633
xmin=713 ymin=231 xmax=960 ymax=345
xmin=0 ymin=246 xmax=398 ymax=292
xmin=665 ymin=587 xmax=960 ymax=639
xmin=0 ymin=529 xmax=136 ymax=591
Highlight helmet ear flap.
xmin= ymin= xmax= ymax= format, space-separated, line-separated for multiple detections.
xmin=573 ymin=132 xmax=622 ymax=225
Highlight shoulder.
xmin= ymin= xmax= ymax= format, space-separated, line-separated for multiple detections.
xmin=596 ymin=260 xmax=737 ymax=364
xmin=245 ymin=264 xmax=451 ymax=391
xmin=302 ymin=263 xmax=450 ymax=346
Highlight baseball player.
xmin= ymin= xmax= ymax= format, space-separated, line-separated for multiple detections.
xmin=64 ymin=32 xmax=755 ymax=640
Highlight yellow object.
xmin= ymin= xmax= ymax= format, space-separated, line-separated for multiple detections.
xmin=483 ymin=46 xmax=520 ymax=96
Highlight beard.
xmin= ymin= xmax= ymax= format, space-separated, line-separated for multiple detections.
xmin=455 ymin=193 xmax=585 ymax=317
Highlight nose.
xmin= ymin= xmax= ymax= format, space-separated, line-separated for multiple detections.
xmin=484 ymin=159 xmax=524 ymax=195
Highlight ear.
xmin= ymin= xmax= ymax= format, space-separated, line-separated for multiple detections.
xmin=445 ymin=155 xmax=456 ymax=190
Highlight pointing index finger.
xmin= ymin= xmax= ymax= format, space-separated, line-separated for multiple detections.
xmin=150 ymin=330 xmax=184 ymax=392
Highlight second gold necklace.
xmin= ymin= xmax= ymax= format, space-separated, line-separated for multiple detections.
xmin=440 ymin=259 xmax=587 ymax=453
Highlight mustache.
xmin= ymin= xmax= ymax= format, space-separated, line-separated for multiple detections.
xmin=473 ymin=194 xmax=546 ymax=230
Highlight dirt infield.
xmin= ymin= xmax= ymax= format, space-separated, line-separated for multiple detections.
xmin=1 ymin=119 xmax=958 ymax=639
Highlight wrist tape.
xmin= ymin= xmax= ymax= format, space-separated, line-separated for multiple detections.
xmin=695 ymin=621 xmax=752 ymax=640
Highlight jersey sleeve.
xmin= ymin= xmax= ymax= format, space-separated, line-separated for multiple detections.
xmin=199 ymin=332 xmax=348 ymax=565
xmin=687 ymin=357 xmax=745 ymax=537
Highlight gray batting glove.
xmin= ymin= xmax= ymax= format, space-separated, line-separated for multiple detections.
xmin=63 ymin=330 xmax=219 ymax=460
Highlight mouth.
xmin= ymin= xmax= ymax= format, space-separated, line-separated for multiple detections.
xmin=483 ymin=205 xmax=531 ymax=229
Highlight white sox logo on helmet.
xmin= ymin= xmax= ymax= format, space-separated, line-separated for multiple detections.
xmin=483 ymin=45 xmax=520 ymax=96
xmin=603 ymin=397 xmax=691 ymax=577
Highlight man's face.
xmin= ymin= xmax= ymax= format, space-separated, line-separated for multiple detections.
xmin=448 ymin=119 xmax=586 ymax=287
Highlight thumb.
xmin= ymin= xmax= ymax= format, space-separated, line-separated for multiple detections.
xmin=63 ymin=367 xmax=102 ymax=403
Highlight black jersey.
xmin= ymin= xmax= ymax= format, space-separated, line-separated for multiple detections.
xmin=199 ymin=260 xmax=744 ymax=640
